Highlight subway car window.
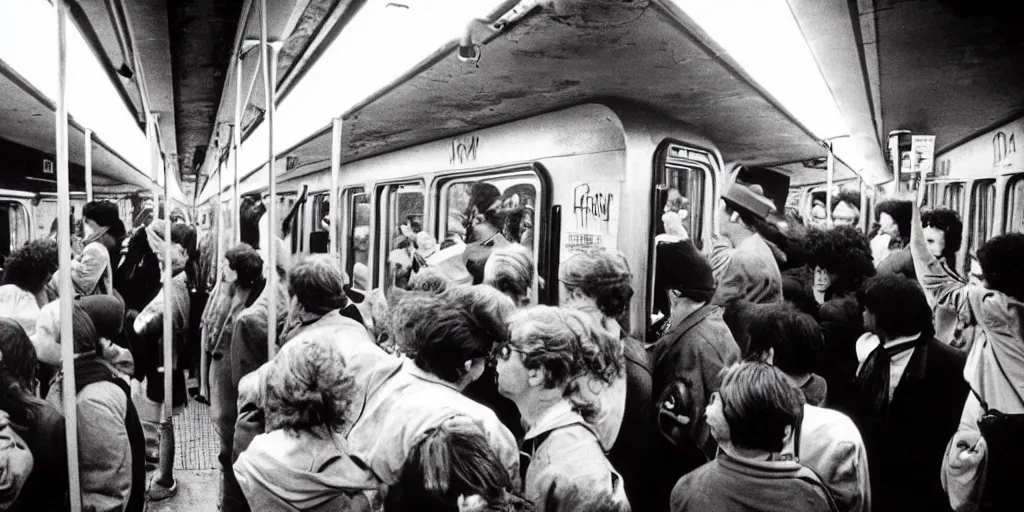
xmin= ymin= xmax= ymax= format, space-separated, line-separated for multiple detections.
xmin=440 ymin=172 xmax=540 ymax=251
xmin=345 ymin=188 xmax=370 ymax=291
xmin=1005 ymin=176 xmax=1024 ymax=233
xmin=942 ymin=182 xmax=965 ymax=214
xmin=649 ymin=143 xmax=712 ymax=340
xmin=970 ymin=179 xmax=997 ymax=255
xmin=378 ymin=183 xmax=425 ymax=293
xmin=308 ymin=192 xmax=329 ymax=253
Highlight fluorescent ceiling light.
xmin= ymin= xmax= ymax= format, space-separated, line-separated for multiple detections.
xmin=236 ymin=0 xmax=509 ymax=178
xmin=671 ymin=0 xmax=847 ymax=140
xmin=0 ymin=0 xmax=150 ymax=175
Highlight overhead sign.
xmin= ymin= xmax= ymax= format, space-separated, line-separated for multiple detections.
xmin=563 ymin=180 xmax=620 ymax=255
xmin=912 ymin=135 xmax=936 ymax=175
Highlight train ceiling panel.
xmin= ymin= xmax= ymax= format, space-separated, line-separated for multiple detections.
xmin=0 ymin=60 xmax=156 ymax=191
xmin=872 ymin=0 xmax=1024 ymax=154
xmin=332 ymin=0 xmax=825 ymax=169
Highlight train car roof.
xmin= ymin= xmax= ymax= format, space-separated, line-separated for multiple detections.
xmin=199 ymin=0 xmax=829 ymax=202
xmin=0 ymin=59 xmax=156 ymax=192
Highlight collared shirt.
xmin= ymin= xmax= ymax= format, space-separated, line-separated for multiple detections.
xmin=856 ymin=332 xmax=921 ymax=400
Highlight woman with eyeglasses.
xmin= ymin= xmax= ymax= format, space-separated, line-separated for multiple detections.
xmin=671 ymin=361 xmax=837 ymax=512
xmin=495 ymin=306 xmax=630 ymax=511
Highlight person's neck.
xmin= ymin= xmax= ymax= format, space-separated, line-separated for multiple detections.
xmin=670 ymin=299 xmax=707 ymax=328
xmin=721 ymin=442 xmax=779 ymax=462
xmin=725 ymin=226 xmax=755 ymax=246
xmin=513 ymin=391 xmax=564 ymax=430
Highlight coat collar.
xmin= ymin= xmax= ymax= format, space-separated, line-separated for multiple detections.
xmin=403 ymin=360 xmax=461 ymax=392
xmin=522 ymin=400 xmax=590 ymax=442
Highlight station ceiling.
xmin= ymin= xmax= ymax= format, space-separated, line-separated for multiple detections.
xmin=5 ymin=0 xmax=1022 ymax=200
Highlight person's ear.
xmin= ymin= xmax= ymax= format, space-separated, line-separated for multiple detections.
xmin=527 ymin=367 xmax=544 ymax=388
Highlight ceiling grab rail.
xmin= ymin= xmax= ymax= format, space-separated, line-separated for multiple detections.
xmin=55 ymin=1 xmax=83 ymax=510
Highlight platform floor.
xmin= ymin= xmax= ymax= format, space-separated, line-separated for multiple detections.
xmin=144 ymin=399 xmax=222 ymax=511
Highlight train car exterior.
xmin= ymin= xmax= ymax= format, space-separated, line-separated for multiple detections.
xmin=210 ymin=102 xmax=724 ymax=340
xmin=929 ymin=115 xmax=1024 ymax=274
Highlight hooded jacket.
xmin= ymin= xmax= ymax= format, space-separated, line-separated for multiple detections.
xmin=234 ymin=429 xmax=378 ymax=512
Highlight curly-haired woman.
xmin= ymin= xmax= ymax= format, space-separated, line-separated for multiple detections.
xmin=0 ymin=240 xmax=58 ymax=335
xmin=805 ymin=226 xmax=877 ymax=407
xmin=234 ymin=337 xmax=381 ymax=511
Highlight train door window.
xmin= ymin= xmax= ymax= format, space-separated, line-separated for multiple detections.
xmin=942 ymin=183 xmax=965 ymax=215
xmin=649 ymin=142 xmax=714 ymax=340
xmin=267 ymin=193 xmax=302 ymax=253
xmin=376 ymin=182 xmax=425 ymax=294
xmin=1005 ymin=176 xmax=1024 ymax=234
xmin=344 ymin=188 xmax=370 ymax=291
xmin=437 ymin=170 xmax=543 ymax=298
xmin=308 ymin=192 xmax=330 ymax=254
xmin=0 ymin=201 xmax=29 ymax=269
xmin=927 ymin=183 xmax=941 ymax=208
xmin=969 ymin=180 xmax=996 ymax=256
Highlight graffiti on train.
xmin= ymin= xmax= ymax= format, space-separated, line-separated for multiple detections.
xmin=994 ymin=130 xmax=1017 ymax=166
xmin=449 ymin=135 xmax=479 ymax=165
xmin=564 ymin=180 xmax=621 ymax=254
xmin=573 ymin=182 xmax=615 ymax=230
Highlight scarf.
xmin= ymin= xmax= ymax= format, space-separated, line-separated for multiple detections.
xmin=83 ymin=225 xmax=110 ymax=247
xmin=852 ymin=337 xmax=922 ymax=425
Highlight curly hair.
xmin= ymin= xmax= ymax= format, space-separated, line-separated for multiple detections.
xmin=260 ymin=337 xmax=355 ymax=433
xmin=921 ymin=208 xmax=963 ymax=261
xmin=444 ymin=285 xmax=515 ymax=351
xmin=408 ymin=267 xmax=450 ymax=294
xmin=225 ymin=243 xmax=263 ymax=288
xmin=830 ymin=190 xmax=861 ymax=214
xmin=387 ymin=418 xmax=528 ymax=512
xmin=0 ymin=318 xmax=49 ymax=432
xmin=978 ymin=233 xmax=1024 ymax=302
xmin=805 ymin=226 xmax=876 ymax=296
xmin=2 ymin=239 xmax=59 ymax=293
xmin=874 ymin=200 xmax=914 ymax=240
xmin=506 ymin=306 xmax=623 ymax=390
xmin=483 ymin=244 xmax=534 ymax=307
xmin=743 ymin=302 xmax=823 ymax=376
xmin=389 ymin=292 xmax=495 ymax=383
xmin=558 ymin=248 xmax=634 ymax=318
xmin=858 ymin=274 xmax=935 ymax=338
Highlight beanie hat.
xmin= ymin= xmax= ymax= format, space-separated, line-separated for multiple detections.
xmin=78 ymin=295 xmax=125 ymax=341
xmin=656 ymin=240 xmax=715 ymax=302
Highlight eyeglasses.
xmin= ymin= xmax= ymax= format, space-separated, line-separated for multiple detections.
xmin=491 ymin=341 xmax=526 ymax=362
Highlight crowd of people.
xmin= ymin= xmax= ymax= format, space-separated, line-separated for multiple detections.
xmin=0 ymin=177 xmax=1020 ymax=512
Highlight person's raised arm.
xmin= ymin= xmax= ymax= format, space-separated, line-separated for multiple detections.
xmin=908 ymin=196 xmax=973 ymax=322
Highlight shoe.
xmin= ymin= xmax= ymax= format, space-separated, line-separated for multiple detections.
xmin=147 ymin=479 xmax=177 ymax=502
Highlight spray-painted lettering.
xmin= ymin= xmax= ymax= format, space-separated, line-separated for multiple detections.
xmin=449 ymin=136 xmax=479 ymax=165
xmin=993 ymin=131 xmax=1017 ymax=166
xmin=573 ymin=183 xmax=613 ymax=230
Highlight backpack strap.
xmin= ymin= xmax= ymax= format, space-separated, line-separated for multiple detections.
xmin=794 ymin=465 xmax=840 ymax=512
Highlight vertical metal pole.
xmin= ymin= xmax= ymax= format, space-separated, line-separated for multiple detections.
xmin=859 ymin=178 xmax=869 ymax=233
xmin=261 ymin=0 xmax=278 ymax=357
xmin=162 ymin=151 xmax=174 ymax=430
xmin=329 ymin=117 xmax=342 ymax=256
xmin=233 ymin=56 xmax=243 ymax=246
xmin=84 ymin=129 xmax=93 ymax=202
xmin=217 ymin=155 xmax=225 ymax=282
xmin=55 ymin=2 xmax=82 ymax=510
xmin=826 ymin=143 xmax=835 ymax=228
